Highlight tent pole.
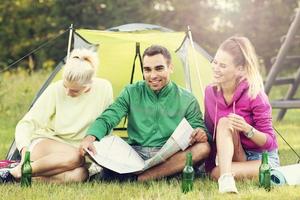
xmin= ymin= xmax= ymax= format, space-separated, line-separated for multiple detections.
xmin=187 ymin=26 xmax=204 ymax=96
xmin=67 ymin=24 xmax=74 ymax=58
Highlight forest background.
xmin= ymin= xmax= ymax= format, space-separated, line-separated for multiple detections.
xmin=1 ymin=0 xmax=300 ymax=74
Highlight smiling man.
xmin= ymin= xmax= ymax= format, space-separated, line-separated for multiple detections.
xmin=80 ymin=45 xmax=210 ymax=181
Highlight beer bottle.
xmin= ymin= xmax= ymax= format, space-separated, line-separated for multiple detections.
xmin=21 ymin=151 xmax=32 ymax=187
xmin=182 ymin=152 xmax=194 ymax=193
xmin=259 ymin=151 xmax=271 ymax=191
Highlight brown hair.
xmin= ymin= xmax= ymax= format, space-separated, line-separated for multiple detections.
xmin=143 ymin=45 xmax=171 ymax=64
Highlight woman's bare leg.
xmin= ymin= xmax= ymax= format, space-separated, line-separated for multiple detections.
xmin=216 ymin=117 xmax=247 ymax=176
xmin=11 ymin=139 xmax=87 ymax=183
xmin=211 ymin=160 xmax=261 ymax=180
xmin=34 ymin=167 xmax=88 ymax=183
xmin=212 ymin=117 xmax=260 ymax=180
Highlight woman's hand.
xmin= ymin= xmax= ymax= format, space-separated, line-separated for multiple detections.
xmin=19 ymin=147 xmax=28 ymax=164
xmin=79 ymin=135 xmax=97 ymax=156
xmin=228 ymin=113 xmax=252 ymax=133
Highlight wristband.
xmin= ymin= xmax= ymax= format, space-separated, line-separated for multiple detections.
xmin=244 ymin=127 xmax=255 ymax=138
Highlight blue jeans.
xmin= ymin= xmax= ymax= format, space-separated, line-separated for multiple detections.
xmin=245 ymin=149 xmax=280 ymax=168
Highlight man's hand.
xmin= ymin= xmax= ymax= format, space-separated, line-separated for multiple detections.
xmin=189 ymin=128 xmax=208 ymax=145
xmin=79 ymin=135 xmax=97 ymax=156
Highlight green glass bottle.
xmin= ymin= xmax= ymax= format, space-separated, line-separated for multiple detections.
xmin=182 ymin=152 xmax=194 ymax=193
xmin=21 ymin=151 xmax=32 ymax=187
xmin=259 ymin=151 xmax=271 ymax=191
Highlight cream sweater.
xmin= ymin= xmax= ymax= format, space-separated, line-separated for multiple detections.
xmin=15 ymin=78 xmax=113 ymax=151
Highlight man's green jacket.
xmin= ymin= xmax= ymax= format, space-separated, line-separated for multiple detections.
xmin=87 ymin=81 xmax=208 ymax=147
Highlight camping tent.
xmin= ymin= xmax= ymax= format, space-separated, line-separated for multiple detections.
xmin=6 ymin=23 xmax=213 ymax=160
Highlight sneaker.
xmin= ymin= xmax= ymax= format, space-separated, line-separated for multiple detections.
xmin=218 ymin=173 xmax=238 ymax=193
xmin=0 ymin=169 xmax=15 ymax=184
xmin=88 ymin=163 xmax=103 ymax=177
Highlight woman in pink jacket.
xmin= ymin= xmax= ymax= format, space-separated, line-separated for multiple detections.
xmin=204 ymin=36 xmax=279 ymax=193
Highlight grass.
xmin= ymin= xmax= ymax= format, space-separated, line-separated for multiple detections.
xmin=1 ymin=179 xmax=300 ymax=200
xmin=0 ymin=70 xmax=49 ymax=159
xmin=0 ymin=71 xmax=300 ymax=199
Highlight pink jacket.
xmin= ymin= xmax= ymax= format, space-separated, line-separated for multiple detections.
xmin=204 ymin=81 xmax=278 ymax=172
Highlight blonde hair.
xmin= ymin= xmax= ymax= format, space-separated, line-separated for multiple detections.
xmin=219 ymin=36 xmax=264 ymax=99
xmin=63 ymin=48 xmax=98 ymax=85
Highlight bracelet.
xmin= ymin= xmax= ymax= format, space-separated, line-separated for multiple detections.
xmin=244 ymin=127 xmax=255 ymax=138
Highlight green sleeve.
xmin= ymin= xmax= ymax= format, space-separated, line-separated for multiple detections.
xmin=87 ymin=87 xmax=130 ymax=140
xmin=185 ymin=97 xmax=212 ymax=142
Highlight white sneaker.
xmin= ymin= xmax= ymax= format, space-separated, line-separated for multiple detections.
xmin=218 ymin=173 xmax=238 ymax=194
xmin=88 ymin=163 xmax=103 ymax=177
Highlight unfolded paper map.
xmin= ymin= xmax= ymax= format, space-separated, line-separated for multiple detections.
xmin=85 ymin=118 xmax=194 ymax=174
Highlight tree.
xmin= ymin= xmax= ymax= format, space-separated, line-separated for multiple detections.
xmin=212 ymin=0 xmax=299 ymax=72
xmin=0 ymin=0 xmax=162 ymax=71
xmin=1 ymin=0 xmax=299 ymax=73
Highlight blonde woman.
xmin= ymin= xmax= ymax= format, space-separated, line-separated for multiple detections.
xmin=0 ymin=49 xmax=113 ymax=183
xmin=204 ymin=36 xmax=279 ymax=193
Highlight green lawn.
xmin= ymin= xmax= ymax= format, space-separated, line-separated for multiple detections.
xmin=0 ymin=71 xmax=300 ymax=199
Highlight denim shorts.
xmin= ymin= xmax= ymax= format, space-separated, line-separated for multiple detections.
xmin=131 ymin=145 xmax=161 ymax=160
xmin=245 ymin=149 xmax=280 ymax=168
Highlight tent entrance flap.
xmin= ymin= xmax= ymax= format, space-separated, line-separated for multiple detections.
xmin=176 ymin=34 xmax=192 ymax=92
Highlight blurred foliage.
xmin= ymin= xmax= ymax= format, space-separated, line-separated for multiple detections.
xmin=0 ymin=0 xmax=299 ymax=73
xmin=0 ymin=70 xmax=49 ymax=156
xmin=214 ymin=0 xmax=300 ymax=72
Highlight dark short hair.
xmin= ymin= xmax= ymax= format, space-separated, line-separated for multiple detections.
xmin=142 ymin=45 xmax=171 ymax=64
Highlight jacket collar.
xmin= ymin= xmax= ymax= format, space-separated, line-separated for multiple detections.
xmin=215 ymin=80 xmax=249 ymax=107
xmin=145 ymin=81 xmax=173 ymax=98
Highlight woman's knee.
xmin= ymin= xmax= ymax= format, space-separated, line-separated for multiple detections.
xmin=217 ymin=117 xmax=231 ymax=130
xmin=62 ymin=151 xmax=84 ymax=169
xmin=67 ymin=167 xmax=88 ymax=182
xmin=216 ymin=117 xmax=235 ymax=138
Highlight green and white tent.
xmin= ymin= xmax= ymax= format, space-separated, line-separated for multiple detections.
xmin=6 ymin=23 xmax=213 ymax=160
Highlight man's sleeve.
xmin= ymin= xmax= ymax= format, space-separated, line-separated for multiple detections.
xmin=185 ymin=97 xmax=212 ymax=142
xmin=87 ymin=87 xmax=130 ymax=140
